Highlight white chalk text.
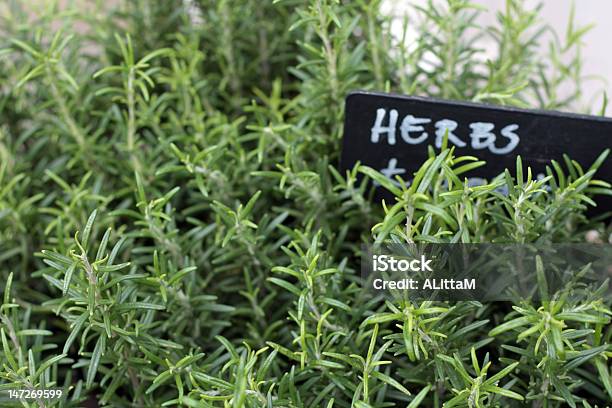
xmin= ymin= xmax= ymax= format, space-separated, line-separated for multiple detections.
xmin=371 ymin=108 xmax=519 ymax=155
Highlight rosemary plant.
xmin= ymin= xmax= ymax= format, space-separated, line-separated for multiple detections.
xmin=0 ymin=0 xmax=610 ymax=407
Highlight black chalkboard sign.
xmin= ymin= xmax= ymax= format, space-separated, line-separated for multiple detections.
xmin=340 ymin=91 xmax=612 ymax=213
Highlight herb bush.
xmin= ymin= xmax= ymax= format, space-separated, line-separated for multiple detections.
xmin=0 ymin=0 xmax=611 ymax=407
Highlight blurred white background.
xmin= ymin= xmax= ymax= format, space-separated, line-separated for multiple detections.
xmin=383 ymin=0 xmax=611 ymax=115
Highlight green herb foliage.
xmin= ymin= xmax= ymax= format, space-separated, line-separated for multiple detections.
xmin=0 ymin=0 xmax=610 ymax=407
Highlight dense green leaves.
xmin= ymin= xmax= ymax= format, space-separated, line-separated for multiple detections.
xmin=0 ymin=0 xmax=610 ymax=407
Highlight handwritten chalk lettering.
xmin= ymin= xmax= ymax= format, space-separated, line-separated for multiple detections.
xmin=400 ymin=115 xmax=431 ymax=144
xmin=495 ymin=124 xmax=520 ymax=154
xmin=469 ymin=122 xmax=496 ymax=150
xmin=380 ymin=158 xmax=406 ymax=179
xmin=377 ymin=158 xmax=548 ymax=196
xmin=342 ymin=92 xmax=612 ymax=214
xmin=371 ymin=108 xmax=398 ymax=145
xmin=370 ymin=108 xmax=519 ymax=155
xmin=435 ymin=119 xmax=466 ymax=148
xmin=377 ymin=158 xmax=408 ymax=188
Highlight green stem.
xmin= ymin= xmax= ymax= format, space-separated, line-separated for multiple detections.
xmin=366 ymin=2 xmax=383 ymax=88
xmin=127 ymin=67 xmax=136 ymax=153
xmin=47 ymin=67 xmax=86 ymax=149
xmin=316 ymin=0 xmax=339 ymax=104
xmin=220 ymin=0 xmax=241 ymax=104
xmin=125 ymin=67 xmax=142 ymax=174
